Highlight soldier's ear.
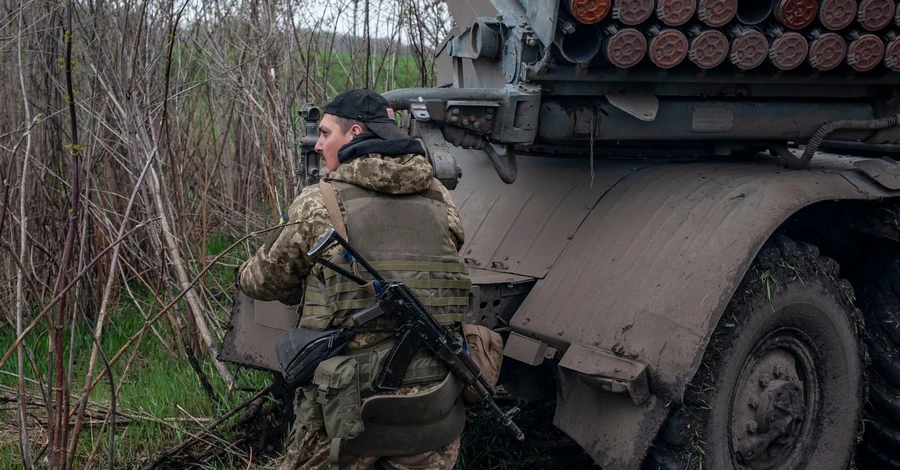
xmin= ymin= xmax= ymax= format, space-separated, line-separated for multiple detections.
xmin=350 ymin=123 xmax=365 ymax=136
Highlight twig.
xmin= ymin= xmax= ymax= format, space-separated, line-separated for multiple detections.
xmin=51 ymin=1 xmax=83 ymax=465
xmin=79 ymin=223 xmax=296 ymax=409
xmin=141 ymin=385 xmax=272 ymax=470
xmin=68 ymin=109 xmax=160 ymax=467
xmin=14 ymin=13 xmax=37 ymax=464
xmin=0 ymin=220 xmax=157 ymax=372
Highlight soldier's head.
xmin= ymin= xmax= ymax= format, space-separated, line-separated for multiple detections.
xmin=317 ymin=89 xmax=404 ymax=172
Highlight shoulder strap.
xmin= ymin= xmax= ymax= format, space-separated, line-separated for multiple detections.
xmin=319 ymin=180 xmax=348 ymax=239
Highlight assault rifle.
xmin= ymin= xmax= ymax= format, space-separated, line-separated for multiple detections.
xmin=308 ymin=228 xmax=525 ymax=441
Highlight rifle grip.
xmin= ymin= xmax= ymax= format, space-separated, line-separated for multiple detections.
xmin=375 ymin=329 xmax=422 ymax=391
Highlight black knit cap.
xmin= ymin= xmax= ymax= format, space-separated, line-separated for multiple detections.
xmin=324 ymin=89 xmax=406 ymax=140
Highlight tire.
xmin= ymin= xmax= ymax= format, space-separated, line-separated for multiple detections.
xmin=645 ymin=235 xmax=865 ymax=470
xmin=853 ymin=250 xmax=900 ymax=469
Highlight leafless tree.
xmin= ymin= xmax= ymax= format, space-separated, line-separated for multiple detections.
xmin=0 ymin=0 xmax=451 ymax=467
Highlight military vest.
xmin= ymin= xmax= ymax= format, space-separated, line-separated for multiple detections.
xmin=293 ymin=178 xmax=471 ymax=457
xmin=300 ymin=179 xmax=470 ymax=332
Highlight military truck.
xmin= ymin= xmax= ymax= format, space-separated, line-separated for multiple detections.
xmin=221 ymin=0 xmax=900 ymax=468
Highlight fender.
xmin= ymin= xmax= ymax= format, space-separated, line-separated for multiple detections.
xmin=448 ymin=149 xmax=900 ymax=469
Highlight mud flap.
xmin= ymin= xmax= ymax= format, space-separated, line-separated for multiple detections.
xmin=554 ymin=370 xmax=669 ymax=470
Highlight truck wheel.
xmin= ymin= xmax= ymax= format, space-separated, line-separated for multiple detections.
xmin=853 ymin=250 xmax=900 ymax=468
xmin=646 ymin=235 xmax=865 ymax=470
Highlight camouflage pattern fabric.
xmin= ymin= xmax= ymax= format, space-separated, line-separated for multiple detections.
xmin=238 ymin=153 xmax=465 ymax=302
xmin=279 ymin=429 xmax=460 ymax=470
xmin=238 ymin=152 xmax=466 ymax=469
xmin=281 ymin=380 xmax=460 ymax=470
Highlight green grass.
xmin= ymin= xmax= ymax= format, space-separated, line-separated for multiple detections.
xmin=0 ymin=232 xmax=571 ymax=469
xmin=309 ymin=51 xmax=435 ymax=95
xmin=0 ymin=235 xmax=272 ymax=469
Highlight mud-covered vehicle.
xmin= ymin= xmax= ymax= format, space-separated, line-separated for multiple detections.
xmin=222 ymin=0 xmax=900 ymax=468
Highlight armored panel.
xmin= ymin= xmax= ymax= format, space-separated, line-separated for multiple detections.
xmin=448 ymin=147 xmax=643 ymax=279
xmin=502 ymin=152 xmax=900 ymax=468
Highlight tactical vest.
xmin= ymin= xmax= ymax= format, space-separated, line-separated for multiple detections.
xmin=293 ymin=178 xmax=471 ymax=459
xmin=300 ymin=179 xmax=471 ymax=332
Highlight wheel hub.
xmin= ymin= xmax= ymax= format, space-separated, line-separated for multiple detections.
xmin=731 ymin=332 xmax=818 ymax=470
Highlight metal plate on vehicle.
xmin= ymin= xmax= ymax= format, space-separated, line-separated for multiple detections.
xmin=558 ymin=342 xmax=650 ymax=405
xmin=854 ymin=157 xmax=900 ymax=190
xmin=691 ymin=107 xmax=734 ymax=132
xmin=606 ymin=93 xmax=659 ymax=121
xmin=449 ymin=147 xmax=647 ymax=278
xmin=504 ymin=331 xmax=555 ymax=365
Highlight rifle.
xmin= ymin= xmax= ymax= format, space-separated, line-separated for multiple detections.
xmin=308 ymin=228 xmax=525 ymax=441
xmin=298 ymin=104 xmax=322 ymax=187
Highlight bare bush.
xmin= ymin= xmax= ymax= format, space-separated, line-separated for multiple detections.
xmin=0 ymin=0 xmax=448 ymax=467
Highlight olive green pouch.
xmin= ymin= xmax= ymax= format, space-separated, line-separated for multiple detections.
xmin=314 ymin=355 xmax=365 ymax=439
xmin=294 ymin=385 xmax=325 ymax=433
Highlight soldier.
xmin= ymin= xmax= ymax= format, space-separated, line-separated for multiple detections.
xmin=237 ymin=88 xmax=470 ymax=470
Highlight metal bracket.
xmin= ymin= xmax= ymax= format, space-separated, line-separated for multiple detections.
xmin=503 ymin=331 xmax=558 ymax=365
xmin=410 ymin=102 xmax=431 ymax=121
xmin=417 ymin=123 xmax=462 ymax=190
xmin=606 ymin=93 xmax=659 ymax=122
xmin=768 ymin=143 xmax=806 ymax=168
xmin=558 ymin=342 xmax=651 ymax=405
xmin=855 ymin=157 xmax=900 ymax=190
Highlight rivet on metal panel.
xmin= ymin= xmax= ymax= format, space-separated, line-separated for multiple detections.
xmin=522 ymin=317 xmax=530 ymax=324
xmin=558 ymin=330 xmax=565 ymax=336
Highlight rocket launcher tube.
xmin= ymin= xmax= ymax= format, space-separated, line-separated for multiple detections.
xmin=736 ymin=0 xmax=775 ymax=24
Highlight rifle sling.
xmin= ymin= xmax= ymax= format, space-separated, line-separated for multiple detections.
xmin=319 ymin=180 xmax=348 ymax=239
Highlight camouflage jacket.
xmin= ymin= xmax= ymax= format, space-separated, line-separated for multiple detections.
xmin=238 ymin=153 xmax=465 ymax=303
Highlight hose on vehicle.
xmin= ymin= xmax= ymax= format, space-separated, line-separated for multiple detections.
xmin=793 ymin=115 xmax=900 ymax=169
xmin=483 ymin=142 xmax=518 ymax=184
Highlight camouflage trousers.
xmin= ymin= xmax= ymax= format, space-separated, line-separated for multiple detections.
xmin=278 ymin=427 xmax=461 ymax=470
